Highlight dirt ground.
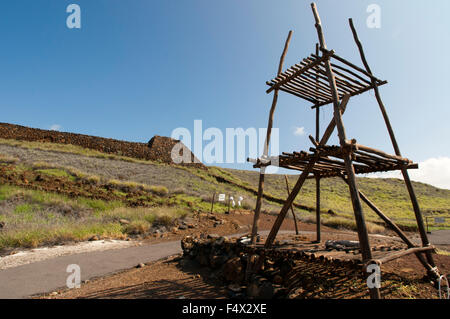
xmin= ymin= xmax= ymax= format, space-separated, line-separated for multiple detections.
xmin=42 ymin=256 xmax=227 ymax=299
xmin=39 ymin=211 xmax=450 ymax=299
xmin=42 ymin=250 xmax=450 ymax=300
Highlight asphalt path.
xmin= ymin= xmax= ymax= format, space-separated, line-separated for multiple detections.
xmin=1 ymin=229 xmax=447 ymax=299
xmin=0 ymin=241 xmax=181 ymax=299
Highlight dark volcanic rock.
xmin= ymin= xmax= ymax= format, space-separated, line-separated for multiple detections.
xmin=0 ymin=122 xmax=204 ymax=168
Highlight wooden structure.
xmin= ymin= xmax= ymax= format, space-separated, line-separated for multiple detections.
xmin=248 ymin=3 xmax=440 ymax=299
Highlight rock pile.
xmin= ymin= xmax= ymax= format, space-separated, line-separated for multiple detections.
xmin=148 ymin=135 xmax=202 ymax=167
xmin=148 ymin=215 xmax=201 ymax=238
xmin=181 ymin=235 xmax=292 ymax=299
xmin=0 ymin=122 xmax=204 ymax=168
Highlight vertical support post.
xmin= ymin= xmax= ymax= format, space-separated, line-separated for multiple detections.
xmin=314 ymin=42 xmax=321 ymax=243
xmin=311 ymin=3 xmax=379 ymax=299
xmin=284 ymin=175 xmax=299 ymax=235
xmin=252 ymin=175 xmax=265 ymax=243
xmin=348 ymin=18 xmax=436 ymax=270
xmin=210 ymin=192 xmax=216 ymax=213
xmin=315 ymin=175 xmax=321 ymax=242
xmin=251 ymin=31 xmax=293 ymax=244
xmin=265 ymin=160 xmax=317 ymax=247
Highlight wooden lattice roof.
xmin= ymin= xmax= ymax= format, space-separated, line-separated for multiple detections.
xmin=266 ymin=50 xmax=387 ymax=108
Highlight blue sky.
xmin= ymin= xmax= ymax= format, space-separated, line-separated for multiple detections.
xmin=0 ymin=1 xmax=449 ymax=187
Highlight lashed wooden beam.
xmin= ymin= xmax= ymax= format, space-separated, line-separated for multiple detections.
xmin=311 ymin=2 xmax=380 ymax=299
xmin=375 ymin=246 xmax=435 ymax=265
xmin=251 ymin=31 xmax=293 ymax=244
xmin=348 ymin=18 xmax=437 ymax=272
xmin=319 ymin=94 xmax=350 ymax=145
xmin=312 ymin=81 xmax=387 ymax=108
xmin=284 ymin=175 xmax=299 ymax=235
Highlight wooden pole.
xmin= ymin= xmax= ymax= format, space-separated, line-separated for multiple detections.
xmin=311 ymin=3 xmax=379 ymax=299
xmin=319 ymin=94 xmax=350 ymax=146
xmin=284 ymin=175 xmax=299 ymax=235
xmin=265 ymin=160 xmax=317 ymax=247
xmin=210 ymin=192 xmax=215 ymax=213
xmin=315 ymin=43 xmax=321 ymax=243
xmin=375 ymin=246 xmax=435 ymax=265
xmin=251 ymin=31 xmax=293 ymax=244
xmin=348 ymin=18 xmax=436 ymax=271
xmin=315 ymin=175 xmax=321 ymax=242
xmin=339 ymin=174 xmax=436 ymax=274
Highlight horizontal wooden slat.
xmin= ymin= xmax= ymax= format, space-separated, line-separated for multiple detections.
xmin=266 ymin=50 xmax=387 ymax=107
xmin=266 ymin=50 xmax=335 ymax=94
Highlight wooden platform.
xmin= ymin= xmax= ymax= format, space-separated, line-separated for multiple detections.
xmin=249 ymin=142 xmax=417 ymax=179
xmin=266 ymin=51 xmax=387 ymax=108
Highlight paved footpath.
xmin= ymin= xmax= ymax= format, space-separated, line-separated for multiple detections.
xmin=427 ymin=229 xmax=450 ymax=246
xmin=0 ymin=230 xmax=284 ymax=299
xmin=0 ymin=241 xmax=181 ymax=299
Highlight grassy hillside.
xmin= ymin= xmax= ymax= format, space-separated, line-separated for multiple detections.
xmin=0 ymin=138 xmax=449 ymax=250
xmin=226 ymin=168 xmax=450 ymax=230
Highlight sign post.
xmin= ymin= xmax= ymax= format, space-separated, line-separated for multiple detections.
xmin=210 ymin=192 xmax=216 ymax=213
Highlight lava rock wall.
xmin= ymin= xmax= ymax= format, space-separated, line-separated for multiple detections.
xmin=0 ymin=122 xmax=203 ymax=168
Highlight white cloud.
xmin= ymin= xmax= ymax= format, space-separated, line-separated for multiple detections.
xmin=293 ymin=127 xmax=305 ymax=136
xmin=366 ymin=157 xmax=450 ymax=190
xmin=49 ymin=124 xmax=62 ymax=131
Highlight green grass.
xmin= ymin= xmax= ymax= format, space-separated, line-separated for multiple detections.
xmin=436 ymin=249 xmax=450 ymax=256
xmin=36 ymin=168 xmax=76 ymax=181
xmin=321 ymin=216 xmax=385 ymax=233
xmin=14 ymin=203 xmax=34 ymax=214
xmin=77 ymin=198 xmax=123 ymax=213
xmin=218 ymin=169 xmax=450 ymax=231
xmin=0 ymin=184 xmax=192 ymax=249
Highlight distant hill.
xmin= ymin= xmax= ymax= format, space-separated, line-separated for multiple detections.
xmin=0 ymin=122 xmax=202 ymax=168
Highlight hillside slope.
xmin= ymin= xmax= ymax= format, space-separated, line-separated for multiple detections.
xmin=1 ymin=137 xmax=449 ymax=228
xmin=0 ymin=122 xmax=202 ymax=167
xmin=0 ymin=124 xmax=448 ymax=250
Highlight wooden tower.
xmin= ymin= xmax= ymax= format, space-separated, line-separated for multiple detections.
xmin=248 ymin=3 xmax=440 ymax=299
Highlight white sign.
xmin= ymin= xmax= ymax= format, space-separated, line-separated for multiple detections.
xmin=435 ymin=217 xmax=445 ymax=224
xmin=218 ymin=194 xmax=226 ymax=202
